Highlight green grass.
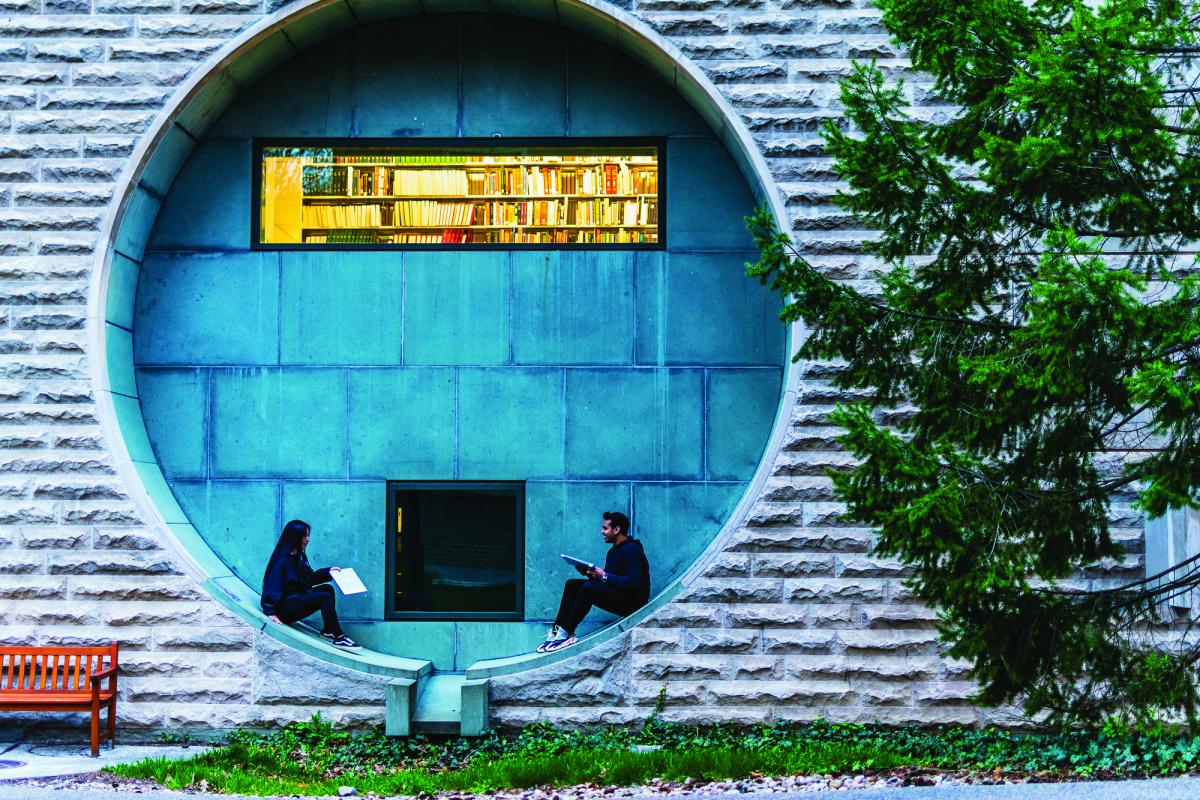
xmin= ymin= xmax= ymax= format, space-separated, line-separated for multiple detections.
xmin=111 ymin=742 xmax=906 ymax=796
xmin=108 ymin=716 xmax=1200 ymax=796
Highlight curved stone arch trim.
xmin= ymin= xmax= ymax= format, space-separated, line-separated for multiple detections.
xmin=88 ymin=0 xmax=804 ymax=678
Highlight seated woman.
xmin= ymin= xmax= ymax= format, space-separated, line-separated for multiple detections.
xmin=261 ymin=519 xmax=359 ymax=649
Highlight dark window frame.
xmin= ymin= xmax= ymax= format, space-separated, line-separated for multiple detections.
xmin=252 ymin=137 xmax=667 ymax=252
xmin=384 ymin=480 xmax=526 ymax=622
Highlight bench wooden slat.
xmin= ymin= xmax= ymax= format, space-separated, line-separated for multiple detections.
xmin=0 ymin=643 xmax=118 ymax=757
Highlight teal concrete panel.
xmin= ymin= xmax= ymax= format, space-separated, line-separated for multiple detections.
xmin=461 ymin=16 xmax=567 ymax=137
xmin=280 ymin=252 xmax=403 ymax=366
xmin=173 ymin=480 xmax=280 ymax=586
xmin=490 ymin=0 xmax=557 ymax=22
xmin=106 ymin=324 xmax=136 ymax=398
xmin=282 ymin=481 xmax=385 ymax=622
xmin=635 ymin=251 xmax=784 ymax=367
xmin=347 ymin=368 xmax=456 ymax=478
xmin=510 ymin=251 xmax=634 ymax=365
xmin=633 ymin=481 xmax=745 ymax=589
xmin=565 ymin=368 xmax=703 ymax=479
xmin=115 ymin=184 xmax=161 ymax=264
xmin=106 ymin=252 xmax=139 ymax=331
xmin=455 ymin=622 xmax=545 ymax=669
xmin=135 ymin=368 xmax=207 ymax=479
xmin=173 ymin=524 xmax=235 ymax=579
xmin=457 ymin=368 xmax=564 ymax=479
xmin=111 ymin=392 xmax=154 ymax=463
xmin=226 ymin=32 xmax=298 ymax=90
xmin=343 ymin=621 xmax=456 ymax=670
xmin=134 ymin=251 xmax=279 ymax=366
xmin=345 ymin=0 xmax=422 ymax=23
xmin=568 ymin=37 xmax=707 ymax=136
xmin=132 ymin=460 xmax=188 ymax=525
xmin=211 ymin=368 xmax=347 ymax=478
xmin=522 ymin=480 xmax=631 ymax=620
xmin=210 ymin=38 xmax=353 ymax=137
xmin=707 ymin=368 xmax=783 ymax=481
xmin=403 ymin=252 xmax=510 ymax=366
xmin=557 ymin=0 xmax=620 ymax=50
xmin=282 ymin=1 xmax=358 ymax=52
xmin=672 ymin=64 xmax=728 ymax=140
xmin=175 ymin=73 xmax=239 ymax=139
xmin=147 ymin=138 xmax=250 ymax=251
xmin=667 ymin=136 xmax=757 ymax=250
xmin=139 ymin=123 xmax=196 ymax=199
xmin=353 ymin=18 xmax=459 ymax=137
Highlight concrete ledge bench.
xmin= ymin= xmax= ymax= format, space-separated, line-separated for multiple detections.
xmin=0 ymin=643 xmax=119 ymax=757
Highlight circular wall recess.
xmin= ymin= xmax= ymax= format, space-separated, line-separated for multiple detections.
xmin=89 ymin=0 xmax=801 ymax=679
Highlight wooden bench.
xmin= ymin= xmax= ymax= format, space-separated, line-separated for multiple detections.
xmin=0 ymin=643 xmax=119 ymax=757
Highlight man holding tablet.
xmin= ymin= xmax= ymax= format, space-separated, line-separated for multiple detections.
xmin=538 ymin=511 xmax=651 ymax=653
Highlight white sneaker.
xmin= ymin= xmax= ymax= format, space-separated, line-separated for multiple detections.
xmin=544 ymin=634 xmax=577 ymax=653
xmin=536 ymin=625 xmax=561 ymax=653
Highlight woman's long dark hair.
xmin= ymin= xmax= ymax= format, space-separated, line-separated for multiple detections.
xmin=262 ymin=519 xmax=311 ymax=585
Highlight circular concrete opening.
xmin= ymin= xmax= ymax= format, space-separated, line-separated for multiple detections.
xmin=90 ymin=0 xmax=799 ymax=678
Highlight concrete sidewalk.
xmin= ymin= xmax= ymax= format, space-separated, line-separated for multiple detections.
xmin=0 ymin=741 xmax=205 ymax=781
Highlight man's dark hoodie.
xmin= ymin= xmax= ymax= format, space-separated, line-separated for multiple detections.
xmin=602 ymin=537 xmax=651 ymax=605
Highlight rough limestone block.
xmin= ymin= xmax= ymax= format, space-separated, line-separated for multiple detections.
xmin=646 ymin=603 xmax=725 ymax=628
xmin=254 ymin=635 xmax=389 ymax=705
xmin=18 ymin=526 xmax=89 ymax=549
xmin=45 ymin=551 xmax=179 ymax=575
xmin=1 ymin=599 xmax=100 ymax=626
xmin=153 ymin=625 xmax=254 ymax=651
xmin=677 ymin=579 xmax=783 ymax=603
xmin=683 ymin=630 xmax=759 ymax=654
xmin=761 ymin=629 xmax=837 ymax=655
xmin=633 ymin=654 xmax=726 ymax=681
xmin=838 ymin=556 xmax=916 ymax=579
xmin=859 ymin=603 xmax=939 ymax=629
xmin=126 ymin=677 xmax=251 ymax=703
xmin=751 ymin=554 xmax=836 ymax=577
xmin=838 ymin=630 xmax=941 ymax=657
xmin=786 ymin=578 xmax=887 ymax=603
xmin=492 ymin=637 xmax=630 ymax=705
xmin=68 ymin=575 xmax=203 ymax=601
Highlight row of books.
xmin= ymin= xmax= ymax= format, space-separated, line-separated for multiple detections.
xmin=302 ymin=197 xmax=659 ymax=229
xmin=300 ymin=229 xmax=658 ymax=244
xmin=309 ymin=153 xmax=657 ymax=165
xmin=301 ymin=164 xmax=658 ymax=198
xmin=301 ymin=204 xmax=385 ymax=228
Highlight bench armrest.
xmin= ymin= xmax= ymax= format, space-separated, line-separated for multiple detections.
xmin=90 ymin=664 xmax=118 ymax=701
xmin=89 ymin=665 xmax=118 ymax=684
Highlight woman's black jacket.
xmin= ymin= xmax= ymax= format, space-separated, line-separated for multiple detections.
xmin=261 ymin=551 xmax=332 ymax=615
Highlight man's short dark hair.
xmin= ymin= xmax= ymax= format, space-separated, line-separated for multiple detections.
xmin=604 ymin=511 xmax=630 ymax=536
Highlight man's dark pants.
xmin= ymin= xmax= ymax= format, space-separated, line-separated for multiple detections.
xmin=554 ymin=578 xmax=643 ymax=635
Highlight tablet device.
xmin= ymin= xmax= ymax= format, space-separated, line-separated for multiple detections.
xmin=560 ymin=553 xmax=595 ymax=571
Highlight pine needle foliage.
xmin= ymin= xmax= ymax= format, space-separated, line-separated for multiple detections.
xmin=746 ymin=0 xmax=1200 ymax=724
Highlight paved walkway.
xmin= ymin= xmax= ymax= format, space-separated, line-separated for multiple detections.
xmin=1 ymin=777 xmax=1200 ymax=800
xmin=0 ymin=741 xmax=204 ymax=781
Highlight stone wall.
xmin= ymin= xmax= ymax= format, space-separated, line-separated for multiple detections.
xmin=0 ymin=0 xmax=1146 ymax=733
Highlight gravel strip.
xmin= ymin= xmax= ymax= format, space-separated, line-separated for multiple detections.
xmin=6 ymin=766 xmax=1126 ymax=797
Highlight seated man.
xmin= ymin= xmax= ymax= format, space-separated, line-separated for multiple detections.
xmin=539 ymin=511 xmax=650 ymax=653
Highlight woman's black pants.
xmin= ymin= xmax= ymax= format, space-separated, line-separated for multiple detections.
xmin=554 ymin=578 xmax=643 ymax=636
xmin=275 ymin=584 xmax=343 ymax=636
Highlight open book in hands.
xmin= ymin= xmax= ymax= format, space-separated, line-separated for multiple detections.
xmin=330 ymin=567 xmax=367 ymax=595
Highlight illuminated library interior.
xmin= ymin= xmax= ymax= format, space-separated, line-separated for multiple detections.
xmin=259 ymin=144 xmax=661 ymax=246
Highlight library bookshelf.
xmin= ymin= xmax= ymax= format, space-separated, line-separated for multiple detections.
xmin=256 ymin=142 xmax=664 ymax=248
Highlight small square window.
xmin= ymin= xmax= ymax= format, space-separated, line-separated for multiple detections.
xmin=386 ymin=481 xmax=524 ymax=620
